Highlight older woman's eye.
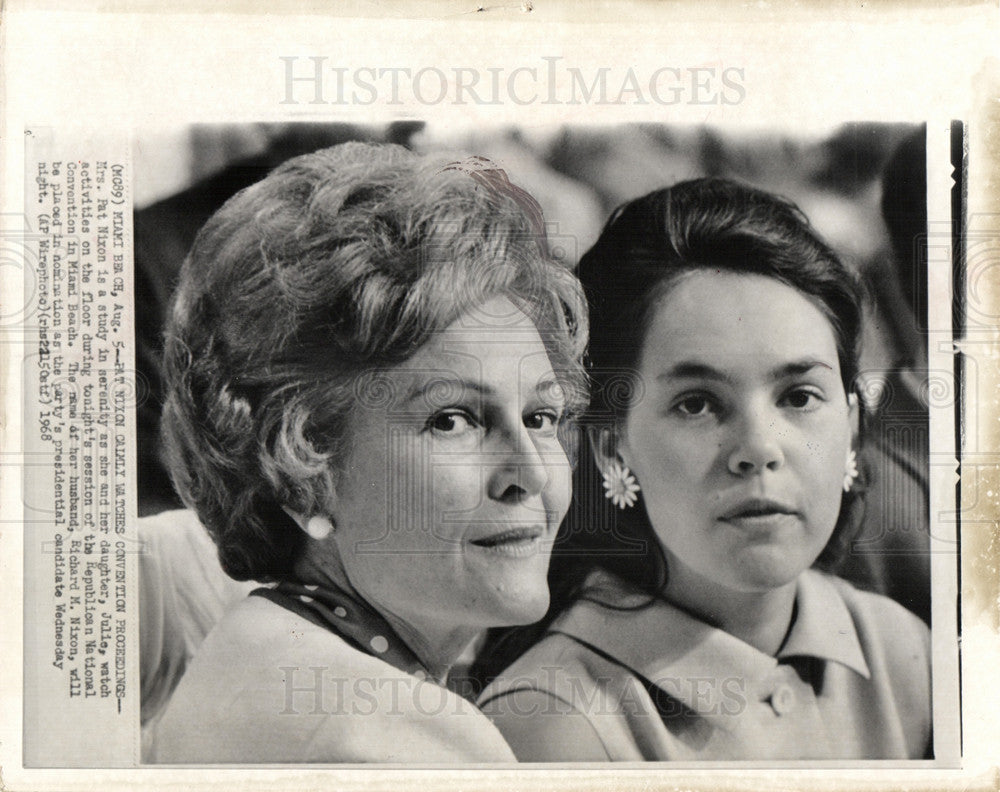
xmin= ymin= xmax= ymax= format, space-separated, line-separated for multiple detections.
xmin=524 ymin=410 xmax=561 ymax=436
xmin=426 ymin=410 xmax=479 ymax=436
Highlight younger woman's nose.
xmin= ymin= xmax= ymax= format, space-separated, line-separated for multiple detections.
xmin=726 ymin=408 xmax=785 ymax=476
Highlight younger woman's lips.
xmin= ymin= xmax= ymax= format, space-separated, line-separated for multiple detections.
xmin=719 ymin=498 xmax=797 ymax=521
xmin=719 ymin=511 xmax=801 ymax=533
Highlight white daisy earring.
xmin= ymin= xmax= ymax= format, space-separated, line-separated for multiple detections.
xmin=602 ymin=461 xmax=641 ymax=509
xmin=843 ymin=449 xmax=859 ymax=493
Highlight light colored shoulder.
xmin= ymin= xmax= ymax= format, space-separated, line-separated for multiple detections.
xmin=825 ymin=572 xmax=931 ymax=752
xmin=478 ymin=632 xmax=616 ymax=761
xmin=826 ymin=573 xmax=930 ymax=658
xmin=153 ymin=597 xmax=515 ymax=762
xmin=482 ymin=688 xmax=611 ymax=761
xmin=478 ymin=630 xmax=605 ymax=702
xmin=292 ymin=669 xmax=518 ymax=762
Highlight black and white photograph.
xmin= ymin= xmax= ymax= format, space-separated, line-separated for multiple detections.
xmin=132 ymin=122 xmax=949 ymax=763
xmin=3 ymin=3 xmax=997 ymax=790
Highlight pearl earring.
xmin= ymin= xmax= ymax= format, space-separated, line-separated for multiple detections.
xmin=305 ymin=514 xmax=334 ymax=540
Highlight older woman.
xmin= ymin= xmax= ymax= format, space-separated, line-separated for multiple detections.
xmin=149 ymin=142 xmax=587 ymax=762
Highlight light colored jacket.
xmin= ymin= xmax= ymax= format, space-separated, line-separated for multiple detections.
xmin=480 ymin=570 xmax=931 ymax=761
xmin=151 ymin=595 xmax=516 ymax=763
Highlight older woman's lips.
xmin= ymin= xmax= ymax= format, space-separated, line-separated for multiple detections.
xmin=469 ymin=526 xmax=546 ymax=557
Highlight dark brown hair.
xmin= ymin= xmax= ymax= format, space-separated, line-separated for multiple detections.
xmin=472 ymin=177 xmax=868 ymax=689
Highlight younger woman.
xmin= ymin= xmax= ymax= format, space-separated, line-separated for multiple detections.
xmin=478 ymin=178 xmax=931 ymax=761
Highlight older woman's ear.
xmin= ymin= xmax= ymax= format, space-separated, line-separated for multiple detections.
xmin=283 ymin=507 xmax=334 ymax=540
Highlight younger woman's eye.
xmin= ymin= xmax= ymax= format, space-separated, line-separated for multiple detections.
xmin=781 ymin=387 xmax=824 ymax=410
xmin=673 ymin=394 xmax=718 ymax=418
xmin=426 ymin=409 xmax=479 ymax=436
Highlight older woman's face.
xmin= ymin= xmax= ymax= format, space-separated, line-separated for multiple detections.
xmin=328 ymin=296 xmax=571 ymax=636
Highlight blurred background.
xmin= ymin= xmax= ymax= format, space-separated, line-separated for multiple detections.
xmin=133 ymin=121 xmax=931 ymax=623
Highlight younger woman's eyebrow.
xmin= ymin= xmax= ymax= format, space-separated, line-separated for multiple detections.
xmin=657 ymin=358 xmax=834 ymax=383
xmin=768 ymin=358 xmax=834 ymax=379
xmin=657 ymin=362 xmax=730 ymax=383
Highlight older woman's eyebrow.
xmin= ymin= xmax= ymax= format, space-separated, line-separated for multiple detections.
xmin=403 ymin=375 xmax=564 ymax=407
xmin=404 ymin=378 xmax=490 ymax=405
xmin=533 ymin=376 xmax=566 ymax=401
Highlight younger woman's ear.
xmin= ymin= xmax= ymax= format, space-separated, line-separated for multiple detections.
xmin=848 ymin=392 xmax=861 ymax=445
xmin=587 ymin=425 xmax=624 ymax=474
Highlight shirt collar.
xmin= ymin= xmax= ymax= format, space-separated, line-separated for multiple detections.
xmin=550 ymin=568 xmax=869 ymax=719
xmin=777 ymin=569 xmax=870 ymax=679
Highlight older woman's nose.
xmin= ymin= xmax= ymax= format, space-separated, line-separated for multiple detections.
xmin=726 ymin=407 xmax=785 ymax=476
xmin=489 ymin=427 xmax=551 ymax=503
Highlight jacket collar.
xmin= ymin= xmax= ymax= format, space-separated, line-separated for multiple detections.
xmin=778 ymin=569 xmax=869 ymax=678
xmin=550 ymin=569 xmax=870 ymax=721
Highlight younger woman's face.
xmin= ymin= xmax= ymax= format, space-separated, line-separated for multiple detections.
xmin=618 ymin=270 xmax=855 ymax=598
